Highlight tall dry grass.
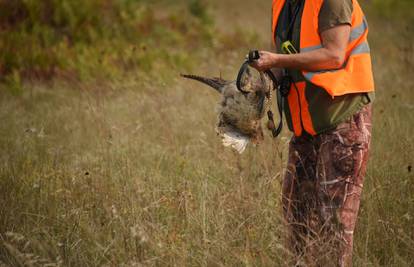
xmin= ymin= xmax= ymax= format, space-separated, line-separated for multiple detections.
xmin=0 ymin=0 xmax=413 ymax=266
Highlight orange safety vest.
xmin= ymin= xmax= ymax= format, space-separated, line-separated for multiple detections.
xmin=272 ymin=0 xmax=375 ymax=136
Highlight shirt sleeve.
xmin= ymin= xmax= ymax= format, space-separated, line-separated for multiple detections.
xmin=318 ymin=0 xmax=353 ymax=33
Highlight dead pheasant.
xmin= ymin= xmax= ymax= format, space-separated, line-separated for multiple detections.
xmin=181 ymin=70 xmax=274 ymax=153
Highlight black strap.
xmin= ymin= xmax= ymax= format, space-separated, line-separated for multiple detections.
xmin=267 ymin=88 xmax=284 ymax=138
xmin=264 ymin=70 xmax=283 ymax=137
xmin=282 ymin=0 xmax=303 ymax=42
xmin=236 ymin=50 xmax=288 ymax=138
xmin=253 ymin=1 xmax=302 ymax=138
xmin=270 ymin=1 xmax=303 ymax=137
xmin=270 ymin=75 xmax=291 ymax=137
xmin=236 ymin=50 xmax=260 ymax=94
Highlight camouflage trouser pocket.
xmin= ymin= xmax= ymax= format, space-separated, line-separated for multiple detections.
xmin=318 ymin=128 xmax=366 ymax=218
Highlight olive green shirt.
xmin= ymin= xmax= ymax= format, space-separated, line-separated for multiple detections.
xmin=319 ymin=0 xmax=353 ymax=32
xmin=288 ymin=0 xmax=353 ymax=32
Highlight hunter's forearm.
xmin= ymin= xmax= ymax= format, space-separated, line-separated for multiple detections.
xmin=270 ymin=48 xmax=345 ymax=72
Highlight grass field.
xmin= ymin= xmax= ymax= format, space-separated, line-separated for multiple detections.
xmin=0 ymin=0 xmax=413 ymax=266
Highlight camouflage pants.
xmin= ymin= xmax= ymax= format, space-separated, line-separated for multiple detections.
xmin=283 ymin=104 xmax=372 ymax=267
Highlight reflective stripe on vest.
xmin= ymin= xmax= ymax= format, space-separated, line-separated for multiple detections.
xmin=272 ymin=0 xmax=375 ymax=97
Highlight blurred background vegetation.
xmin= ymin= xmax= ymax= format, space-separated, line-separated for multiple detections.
xmin=0 ymin=0 xmax=263 ymax=94
xmin=0 ymin=0 xmax=216 ymax=87
xmin=1 ymin=0 xmax=411 ymax=87
xmin=0 ymin=0 xmax=413 ymax=266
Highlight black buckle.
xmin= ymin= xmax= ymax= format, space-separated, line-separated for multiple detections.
xmin=248 ymin=50 xmax=260 ymax=63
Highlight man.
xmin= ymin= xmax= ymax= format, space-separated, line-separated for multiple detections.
xmin=251 ymin=0 xmax=374 ymax=266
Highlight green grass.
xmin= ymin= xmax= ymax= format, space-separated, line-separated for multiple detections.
xmin=0 ymin=0 xmax=413 ymax=266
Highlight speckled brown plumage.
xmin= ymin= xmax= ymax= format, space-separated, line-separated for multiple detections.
xmin=181 ymin=71 xmax=274 ymax=153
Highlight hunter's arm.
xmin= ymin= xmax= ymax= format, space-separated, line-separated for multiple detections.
xmin=252 ymin=24 xmax=351 ymax=72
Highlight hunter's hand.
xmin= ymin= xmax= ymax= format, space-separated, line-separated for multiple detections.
xmin=250 ymin=51 xmax=279 ymax=72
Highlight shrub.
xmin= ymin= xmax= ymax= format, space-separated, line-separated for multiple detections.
xmin=0 ymin=0 xmax=214 ymax=84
